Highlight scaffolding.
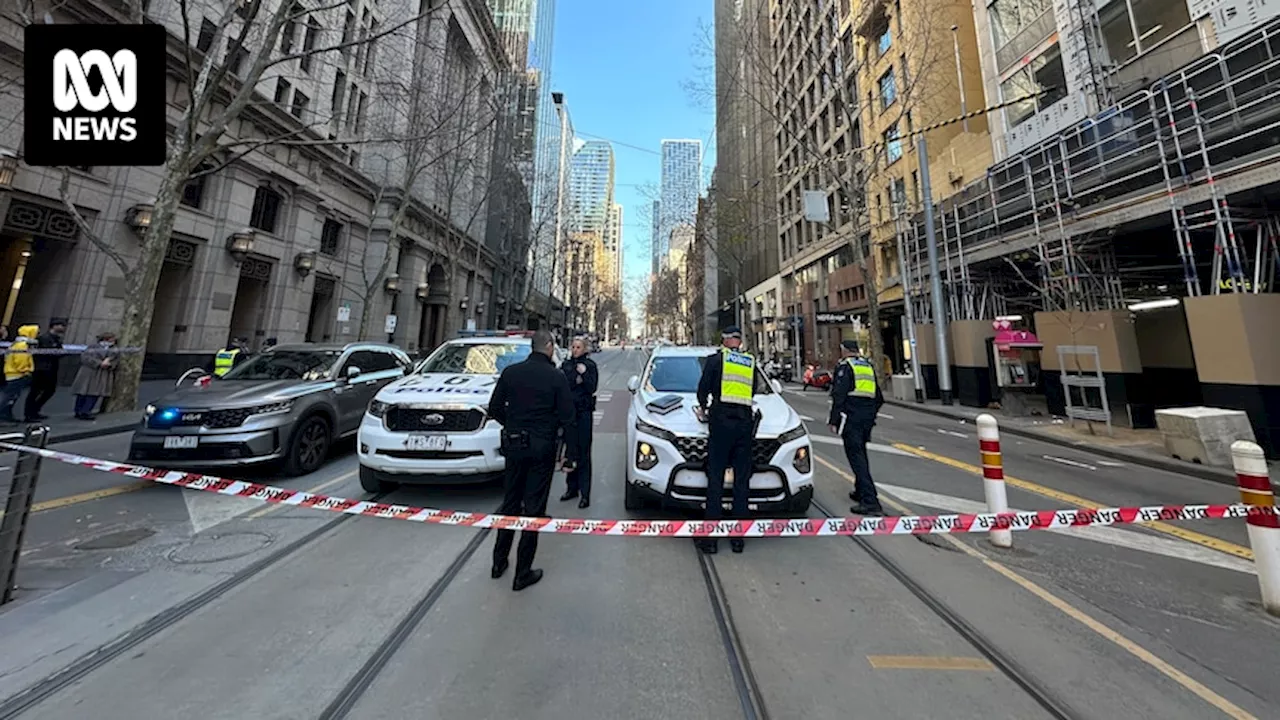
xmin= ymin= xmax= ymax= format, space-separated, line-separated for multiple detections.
xmin=904 ymin=17 xmax=1280 ymax=319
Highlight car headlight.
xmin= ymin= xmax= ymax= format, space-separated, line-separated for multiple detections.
xmin=368 ymin=400 xmax=390 ymax=418
xmin=635 ymin=419 xmax=676 ymax=442
xmin=777 ymin=424 xmax=808 ymax=444
xmin=144 ymin=404 xmax=157 ymax=418
xmin=249 ymin=401 xmax=293 ymax=418
xmin=792 ymin=445 xmax=811 ymax=474
xmin=636 ymin=441 xmax=659 ymax=471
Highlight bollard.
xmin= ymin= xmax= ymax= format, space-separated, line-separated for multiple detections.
xmin=1231 ymin=440 xmax=1280 ymax=616
xmin=977 ymin=414 xmax=1012 ymax=548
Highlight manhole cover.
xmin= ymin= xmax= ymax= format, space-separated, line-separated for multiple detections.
xmin=167 ymin=531 xmax=274 ymax=565
xmin=75 ymin=528 xmax=156 ymax=550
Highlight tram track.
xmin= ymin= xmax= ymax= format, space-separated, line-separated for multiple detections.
xmin=697 ymin=548 xmax=771 ymax=720
xmin=810 ymin=497 xmax=1078 ymax=720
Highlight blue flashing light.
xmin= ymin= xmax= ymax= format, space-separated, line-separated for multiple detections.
xmin=158 ymin=408 xmax=180 ymax=422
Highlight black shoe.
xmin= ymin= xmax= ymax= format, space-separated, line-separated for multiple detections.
xmin=513 ymin=569 xmax=543 ymax=591
xmin=697 ymin=539 xmax=719 ymax=554
xmin=578 ymin=497 xmax=589 ymax=509
xmin=559 ymin=490 xmax=579 ymax=502
xmin=730 ymin=539 xmax=745 ymax=554
xmin=849 ymin=490 xmax=860 ymax=501
xmin=491 ymin=559 xmax=508 ymax=579
xmin=850 ymin=504 xmax=885 ymax=517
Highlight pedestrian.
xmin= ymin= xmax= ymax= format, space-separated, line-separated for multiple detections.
xmin=72 ymin=332 xmax=119 ymax=420
xmin=829 ymin=340 xmax=885 ymax=516
xmin=0 ymin=324 xmax=38 ymax=423
xmin=487 ymin=329 xmax=578 ymax=592
xmin=210 ymin=336 xmax=250 ymax=377
xmin=694 ymin=326 xmax=758 ymax=555
xmin=26 ymin=317 xmax=67 ymax=420
xmin=0 ymin=325 xmax=10 ymax=394
xmin=559 ymin=336 xmax=598 ymax=508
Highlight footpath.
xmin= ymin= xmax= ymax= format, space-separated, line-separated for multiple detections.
xmin=2 ymin=379 xmax=174 ymax=444
xmin=881 ymin=396 xmax=1278 ymax=485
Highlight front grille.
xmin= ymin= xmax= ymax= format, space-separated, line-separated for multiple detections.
xmin=386 ymin=408 xmax=484 ymax=433
xmin=131 ymin=444 xmax=257 ymax=462
xmin=376 ymin=449 xmax=484 ymax=460
xmin=146 ymin=407 xmax=255 ymax=430
xmin=671 ymin=437 xmax=783 ymax=468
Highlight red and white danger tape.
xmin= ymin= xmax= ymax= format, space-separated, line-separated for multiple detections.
xmin=4 ymin=442 xmax=1276 ymax=538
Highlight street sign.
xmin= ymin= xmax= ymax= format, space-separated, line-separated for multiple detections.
xmin=337 ymin=303 xmax=351 ymax=322
xmin=802 ymin=190 xmax=830 ymax=223
xmin=384 ymin=314 xmax=397 ymax=334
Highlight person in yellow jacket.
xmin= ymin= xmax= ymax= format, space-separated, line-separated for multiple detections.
xmin=0 ymin=325 xmax=39 ymax=423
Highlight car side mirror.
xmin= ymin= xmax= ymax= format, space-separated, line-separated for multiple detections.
xmin=627 ymin=375 xmax=640 ymax=393
xmin=346 ymin=366 xmax=362 ymax=380
xmin=771 ymin=379 xmax=783 ymax=393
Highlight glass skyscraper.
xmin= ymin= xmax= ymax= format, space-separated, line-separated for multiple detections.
xmin=657 ymin=139 xmax=703 ymax=275
xmin=569 ymin=140 xmax=616 ymax=235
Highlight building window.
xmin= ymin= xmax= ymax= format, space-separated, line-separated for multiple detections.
xmin=226 ymin=38 xmax=248 ymax=76
xmin=196 ymin=18 xmax=217 ymax=53
xmin=250 ymin=186 xmax=282 ymax=233
xmin=291 ymin=90 xmax=310 ymax=120
xmin=274 ymin=78 xmax=292 ymax=104
xmin=879 ymin=69 xmax=896 ymax=109
xmin=330 ymin=70 xmax=347 ymax=127
xmin=877 ymin=26 xmax=891 ymax=55
xmin=319 ymin=219 xmax=342 ymax=256
xmin=362 ymin=21 xmax=378 ymax=77
xmin=1000 ymin=42 xmax=1067 ymax=128
xmin=1098 ymin=0 xmax=1189 ymax=66
xmin=181 ymin=165 xmax=211 ymax=209
xmin=280 ymin=3 xmax=301 ymax=53
xmin=301 ymin=18 xmax=320 ymax=72
xmin=355 ymin=91 xmax=368 ymax=133
xmin=884 ymin=124 xmax=902 ymax=165
xmin=988 ymin=0 xmax=1053 ymax=48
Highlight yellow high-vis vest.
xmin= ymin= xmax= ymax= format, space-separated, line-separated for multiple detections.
xmin=719 ymin=348 xmax=755 ymax=406
xmin=213 ymin=348 xmax=241 ymax=377
xmin=845 ymin=357 xmax=877 ymax=399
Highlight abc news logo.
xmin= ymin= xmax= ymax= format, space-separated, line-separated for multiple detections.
xmin=25 ymin=24 xmax=165 ymax=167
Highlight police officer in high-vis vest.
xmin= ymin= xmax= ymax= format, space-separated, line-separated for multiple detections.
xmin=695 ymin=326 xmax=757 ymax=555
xmin=829 ymin=339 xmax=885 ymax=516
xmin=211 ymin=337 xmax=250 ymax=378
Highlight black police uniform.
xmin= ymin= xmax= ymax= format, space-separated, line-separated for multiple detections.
xmin=27 ymin=321 xmax=66 ymax=419
xmin=695 ymin=339 xmax=757 ymax=554
xmin=828 ymin=350 xmax=885 ymax=515
xmin=559 ymin=352 xmax=599 ymax=506
xmin=487 ymin=349 xmax=578 ymax=590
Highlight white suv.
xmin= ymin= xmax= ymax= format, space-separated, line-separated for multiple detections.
xmin=625 ymin=345 xmax=814 ymax=515
xmin=356 ymin=332 xmax=556 ymax=492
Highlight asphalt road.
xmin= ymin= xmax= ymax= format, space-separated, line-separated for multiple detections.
xmin=1 ymin=348 xmax=1276 ymax=719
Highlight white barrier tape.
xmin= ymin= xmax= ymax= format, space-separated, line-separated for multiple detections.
xmin=2 ymin=441 xmax=1275 ymax=538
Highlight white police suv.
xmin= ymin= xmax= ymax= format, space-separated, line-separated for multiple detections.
xmin=624 ymin=345 xmax=814 ymax=515
xmin=356 ymin=331 xmax=555 ymax=492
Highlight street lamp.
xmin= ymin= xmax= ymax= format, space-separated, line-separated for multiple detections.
xmin=293 ymin=250 xmax=316 ymax=277
xmin=226 ymin=229 xmax=256 ymax=263
xmin=383 ymin=273 xmax=401 ymax=295
xmin=415 ymin=282 xmax=430 ymax=303
xmin=125 ymin=202 xmax=155 ymax=234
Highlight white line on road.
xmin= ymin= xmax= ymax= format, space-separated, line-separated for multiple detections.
xmin=876 ymin=483 xmax=1256 ymax=576
xmin=809 ymin=435 xmax=920 ymax=457
xmin=878 ymin=413 xmax=895 ymax=420
xmin=937 ymin=429 xmax=969 ymax=439
xmin=1043 ymin=455 xmax=1097 ymax=471
xmin=800 ymin=415 xmax=815 ymax=421
xmin=1097 ymin=460 xmax=1126 ymax=467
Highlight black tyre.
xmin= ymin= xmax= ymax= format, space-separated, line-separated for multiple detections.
xmin=624 ymin=481 xmax=644 ymax=511
xmin=283 ymin=414 xmax=331 ymax=477
xmin=359 ymin=464 xmax=397 ymax=493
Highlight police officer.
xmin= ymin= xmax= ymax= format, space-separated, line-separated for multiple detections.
xmin=488 ymin=329 xmax=578 ymax=592
xmin=829 ymin=340 xmax=885 ymax=516
xmin=695 ymin=326 xmax=756 ymax=554
xmin=211 ymin=337 xmax=250 ymax=378
xmin=559 ymin=336 xmax=598 ymax=508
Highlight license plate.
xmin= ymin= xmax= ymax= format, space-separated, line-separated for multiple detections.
xmin=407 ymin=435 xmax=447 ymax=451
xmin=163 ymin=436 xmax=198 ymax=449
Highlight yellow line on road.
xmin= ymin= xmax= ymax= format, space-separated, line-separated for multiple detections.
xmin=816 ymin=455 xmax=1257 ymax=720
xmin=887 ymin=442 xmax=1254 ymax=562
xmin=867 ymin=655 xmax=994 ymax=671
xmin=26 ymin=481 xmax=155 ymax=514
xmin=246 ymin=470 xmax=357 ymax=519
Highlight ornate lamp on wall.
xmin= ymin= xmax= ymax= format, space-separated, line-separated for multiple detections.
xmin=294 ymin=250 xmax=316 ymax=277
xmin=459 ymin=296 xmax=469 ymax=311
xmin=415 ymin=282 xmax=430 ymax=303
xmin=226 ymin=229 xmax=256 ymax=263
xmin=383 ymin=273 xmax=401 ymax=295
xmin=125 ymin=202 xmax=155 ymax=234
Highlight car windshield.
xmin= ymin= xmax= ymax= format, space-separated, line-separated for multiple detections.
xmin=645 ymin=354 xmax=772 ymax=394
xmin=220 ymin=350 xmax=341 ymax=381
xmin=418 ymin=343 xmax=531 ymax=375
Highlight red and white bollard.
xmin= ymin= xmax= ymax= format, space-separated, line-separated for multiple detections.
xmin=1231 ymin=440 xmax=1280 ymax=616
xmin=977 ymin=414 xmax=1012 ymax=548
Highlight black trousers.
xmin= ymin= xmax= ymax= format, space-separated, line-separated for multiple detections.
xmin=842 ymin=421 xmax=882 ymax=510
xmin=25 ymin=371 xmax=58 ymax=417
xmin=565 ymin=410 xmax=593 ymax=497
xmin=705 ymin=416 xmax=753 ymax=520
xmin=493 ymin=447 xmax=557 ymax=575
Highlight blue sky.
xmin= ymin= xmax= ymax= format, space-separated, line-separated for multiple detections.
xmin=550 ymin=0 xmax=716 ymax=324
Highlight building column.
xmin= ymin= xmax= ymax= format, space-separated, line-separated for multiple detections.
xmin=949 ymin=319 xmax=997 ymax=408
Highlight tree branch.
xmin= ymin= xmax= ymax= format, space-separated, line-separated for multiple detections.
xmin=58 ymin=169 xmax=131 ymax=276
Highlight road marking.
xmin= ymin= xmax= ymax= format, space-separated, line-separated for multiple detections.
xmin=937 ymin=429 xmax=969 ymax=439
xmin=1043 ymin=455 xmax=1097 ymax=471
xmin=1098 ymin=460 xmax=1126 ymax=467
xmin=20 ymin=481 xmax=155 ymax=515
xmin=816 ymin=455 xmax=1259 ymax=720
xmin=247 ymin=470 xmax=357 ymax=520
xmin=876 ymin=482 xmax=1256 ymax=575
xmin=887 ymin=443 xmax=1255 ymax=562
xmin=808 ymin=435 xmax=921 ymax=458
xmin=867 ymin=655 xmax=994 ymax=671
xmin=799 ymin=414 xmax=815 ymax=421
xmin=878 ymin=413 xmax=895 ymax=420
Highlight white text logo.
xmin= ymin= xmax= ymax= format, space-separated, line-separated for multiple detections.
xmin=51 ymin=48 xmax=138 ymax=142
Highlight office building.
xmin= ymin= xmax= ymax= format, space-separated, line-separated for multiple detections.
xmin=657 ymin=139 xmax=702 ymax=275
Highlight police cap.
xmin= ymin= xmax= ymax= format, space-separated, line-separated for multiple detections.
xmin=721 ymin=326 xmax=743 ymax=339
xmin=841 ymin=339 xmax=860 ymax=352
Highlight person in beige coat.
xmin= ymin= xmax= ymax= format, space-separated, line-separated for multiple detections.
xmin=72 ymin=333 xmax=119 ymax=420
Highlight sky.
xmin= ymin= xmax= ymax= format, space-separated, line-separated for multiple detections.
xmin=550 ymin=0 xmax=716 ymax=327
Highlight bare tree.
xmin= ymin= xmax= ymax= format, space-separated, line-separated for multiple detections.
xmin=46 ymin=0 xmax=455 ymax=410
